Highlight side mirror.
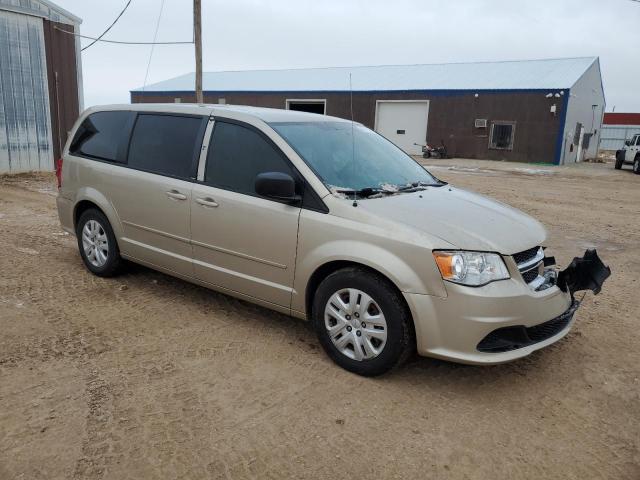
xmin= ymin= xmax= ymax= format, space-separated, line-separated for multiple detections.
xmin=624 ymin=140 xmax=631 ymax=146
xmin=255 ymin=172 xmax=301 ymax=204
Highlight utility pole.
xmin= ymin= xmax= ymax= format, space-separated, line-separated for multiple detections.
xmin=194 ymin=0 xmax=203 ymax=103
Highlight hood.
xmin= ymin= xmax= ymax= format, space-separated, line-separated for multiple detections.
xmin=355 ymin=186 xmax=547 ymax=254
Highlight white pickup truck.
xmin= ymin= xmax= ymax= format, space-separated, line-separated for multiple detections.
xmin=615 ymin=133 xmax=640 ymax=174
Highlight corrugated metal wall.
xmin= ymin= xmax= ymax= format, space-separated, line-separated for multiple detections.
xmin=600 ymin=125 xmax=640 ymax=151
xmin=0 ymin=9 xmax=53 ymax=173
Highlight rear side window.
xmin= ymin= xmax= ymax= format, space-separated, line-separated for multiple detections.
xmin=205 ymin=121 xmax=295 ymax=195
xmin=69 ymin=111 xmax=135 ymax=162
xmin=127 ymin=114 xmax=206 ymax=179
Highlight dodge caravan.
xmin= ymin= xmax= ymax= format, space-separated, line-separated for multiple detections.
xmin=56 ymin=104 xmax=610 ymax=376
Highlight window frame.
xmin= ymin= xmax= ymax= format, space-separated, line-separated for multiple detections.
xmin=68 ymin=110 xmax=137 ymax=164
xmin=488 ymin=121 xmax=516 ymax=151
xmin=201 ymin=116 xmax=328 ymax=212
xmin=285 ymin=99 xmax=327 ymax=115
xmin=124 ymin=112 xmax=209 ymax=181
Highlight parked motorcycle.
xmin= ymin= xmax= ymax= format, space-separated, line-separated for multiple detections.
xmin=414 ymin=142 xmax=447 ymax=159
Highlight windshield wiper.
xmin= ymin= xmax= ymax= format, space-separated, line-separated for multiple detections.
xmin=402 ymin=180 xmax=447 ymax=189
xmin=335 ymin=187 xmax=393 ymax=198
xmin=336 ymin=181 xmax=445 ymax=198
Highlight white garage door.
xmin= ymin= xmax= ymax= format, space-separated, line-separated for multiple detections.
xmin=375 ymin=101 xmax=429 ymax=156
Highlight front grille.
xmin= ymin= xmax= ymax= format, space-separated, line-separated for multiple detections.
xmin=477 ymin=301 xmax=579 ymax=353
xmin=522 ymin=269 xmax=539 ymax=284
xmin=513 ymin=246 xmax=540 ymax=266
xmin=513 ymin=246 xmax=544 ymax=287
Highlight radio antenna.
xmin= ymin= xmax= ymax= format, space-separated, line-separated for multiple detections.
xmin=349 ymin=72 xmax=357 ymax=207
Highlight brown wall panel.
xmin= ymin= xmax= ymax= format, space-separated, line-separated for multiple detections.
xmin=132 ymin=90 xmax=564 ymax=163
xmin=43 ymin=19 xmax=79 ymax=161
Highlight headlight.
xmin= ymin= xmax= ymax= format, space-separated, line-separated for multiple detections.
xmin=433 ymin=251 xmax=510 ymax=286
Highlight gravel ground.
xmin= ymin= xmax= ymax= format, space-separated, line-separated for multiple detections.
xmin=1 ymin=159 xmax=639 ymax=479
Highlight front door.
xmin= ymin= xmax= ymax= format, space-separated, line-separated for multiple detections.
xmin=109 ymin=113 xmax=207 ymax=276
xmin=191 ymin=120 xmax=301 ymax=307
xmin=626 ymin=135 xmax=639 ymax=163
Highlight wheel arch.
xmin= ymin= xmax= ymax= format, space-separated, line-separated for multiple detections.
xmin=72 ymin=188 xmax=124 ymax=239
xmin=304 ymin=260 xmax=416 ymax=340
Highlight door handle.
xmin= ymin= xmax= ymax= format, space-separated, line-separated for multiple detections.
xmin=195 ymin=197 xmax=219 ymax=208
xmin=166 ymin=190 xmax=187 ymax=201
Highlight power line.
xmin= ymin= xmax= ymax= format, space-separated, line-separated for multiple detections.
xmin=53 ymin=26 xmax=192 ymax=46
xmin=142 ymin=0 xmax=167 ymax=92
xmin=81 ymin=0 xmax=133 ymax=51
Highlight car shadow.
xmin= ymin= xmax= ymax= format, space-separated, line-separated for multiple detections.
xmin=120 ymin=261 xmax=562 ymax=391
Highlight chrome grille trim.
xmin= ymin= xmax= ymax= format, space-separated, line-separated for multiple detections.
xmin=514 ymin=246 xmax=544 ymax=288
xmin=516 ymin=247 xmax=544 ymax=272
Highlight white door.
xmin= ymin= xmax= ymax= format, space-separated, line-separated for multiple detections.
xmin=375 ymin=101 xmax=429 ymax=156
xmin=576 ymin=126 xmax=585 ymax=162
xmin=625 ymin=134 xmax=639 ymax=163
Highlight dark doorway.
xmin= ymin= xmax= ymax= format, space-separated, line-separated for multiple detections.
xmin=286 ymin=100 xmax=326 ymax=115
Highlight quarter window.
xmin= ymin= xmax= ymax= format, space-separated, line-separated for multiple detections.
xmin=69 ymin=111 xmax=135 ymax=162
xmin=205 ymin=121 xmax=295 ymax=196
xmin=489 ymin=122 xmax=516 ymax=150
xmin=127 ymin=114 xmax=206 ymax=179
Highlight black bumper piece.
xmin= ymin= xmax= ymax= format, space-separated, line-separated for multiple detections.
xmin=557 ymin=249 xmax=611 ymax=298
xmin=477 ymin=301 xmax=580 ymax=353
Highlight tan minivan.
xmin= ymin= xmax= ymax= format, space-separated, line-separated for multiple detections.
xmin=56 ymin=104 xmax=610 ymax=376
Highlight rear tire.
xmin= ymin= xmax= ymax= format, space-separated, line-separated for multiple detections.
xmin=634 ymin=157 xmax=640 ymax=175
xmin=614 ymin=152 xmax=624 ymax=170
xmin=76 ymin=209 xmax=123 ymax=277
xmin=311 ymin=267 xmax=414 ymax=376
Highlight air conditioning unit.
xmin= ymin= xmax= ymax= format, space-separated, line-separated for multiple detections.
xmin=475 ymin=119 xmax=488 ymax=128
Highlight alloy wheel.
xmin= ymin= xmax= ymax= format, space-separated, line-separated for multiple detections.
xmin=82 ymin=219 xmax=109 ymax=267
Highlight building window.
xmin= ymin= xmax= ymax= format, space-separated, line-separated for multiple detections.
xmin=489 ymin=121 xmax=516 ymax=150
xmin=285 ymin=99 xmax=326 ymax=115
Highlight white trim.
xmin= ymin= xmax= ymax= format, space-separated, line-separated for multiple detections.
xmin=373 ymin=99 xmax=430 ymax=132
xmin=73 ymin=22 xmax=84 ymax=111
xmin=197 ymin=117 xmax=216 ymax=181
xmin=285 ymin=99 xmax=326 ymax=115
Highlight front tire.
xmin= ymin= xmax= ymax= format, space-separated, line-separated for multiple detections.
xmin=614 ymin=151 xmax=624 ymax=170
xmin=76 ymin=209 xmax=123 ymax=277
xmin=634 ymin=157 xmax=640 ymax=175
xmin=312 ymin=267 xmax=414 ymax=376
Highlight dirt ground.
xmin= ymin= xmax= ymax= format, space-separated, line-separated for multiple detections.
xmin=1 ymin=159 xmax=639 ymax=479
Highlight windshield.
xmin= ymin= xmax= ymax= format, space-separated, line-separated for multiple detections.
xmin=270 ymin=121 xmax=439 ymax=193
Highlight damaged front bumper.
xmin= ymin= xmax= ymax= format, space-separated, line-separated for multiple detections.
xmin=406 ymin=249 xmax=611 ymax=364
xmin=477 ymin=249 xmax=611 ymax=354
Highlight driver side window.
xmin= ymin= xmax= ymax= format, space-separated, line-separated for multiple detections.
xmin=204 ymin=121 xmax=296 ymax=197
xmin=636 ymin=135 xmax=640 ymax=146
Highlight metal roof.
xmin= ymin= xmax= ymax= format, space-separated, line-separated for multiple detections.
xmin=0 ymin=0 xmax=81 ymax=25
xmin=134 ymin=57 xmax=598 ymax=94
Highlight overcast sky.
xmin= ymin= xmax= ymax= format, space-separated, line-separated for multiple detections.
xmin=56 ymin=0 xmax=640 ymax=111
